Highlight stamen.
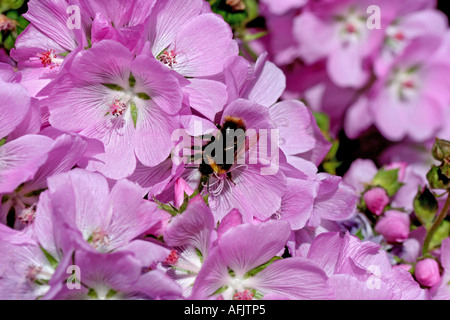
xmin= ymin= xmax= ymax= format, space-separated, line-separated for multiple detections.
xmin=402 ymin=80 xmax=415 ymax=89
xmin=17 ymin=205 xmax=36 ymax=225
xmin=109 ymin=99 xmax=127 ymax=117
xmin=346 ymin=23 xmax=356 ymax=34
xmin=394 ymin=32 xmax=405 ymax=41
xmin=233 ymin=289 xmax=254 ymax=300
xmin=158 ymin=50 xmax=177 ymax=68
xmin=90 ymin=227 xmax=110 ymax=249
xmin=165 ymin=249 xmax=180 ymax=265
xmin=26 ymin=265 xmax=43 ymax=282
xmin=37 ymin=50 xmax=63 ymax=69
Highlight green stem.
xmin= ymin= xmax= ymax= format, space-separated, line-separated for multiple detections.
xmin=422 ymin=194 xmax=450 ymax=255
xmin=241 ymin=40 xmax=258 ymax=62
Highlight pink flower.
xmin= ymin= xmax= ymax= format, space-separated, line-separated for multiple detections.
xmin=174 ymin=177 xmax=195 ymax=208
xmin=415 ymin=258 xmax=441 ymax=288
xmin=363 ymin=187 xmax=390 ymax=216
xmin=192 ymin=220 xmax=333 ymax=300
xmin=345 ymin=35 xmax=450 ymax=142
xmin=47 ymin=40 xmax=183 ymax=179
xmin=375 ymin=210 xmax=410 ymax=243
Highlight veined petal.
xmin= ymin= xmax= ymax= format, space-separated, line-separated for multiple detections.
xmin=248 ymin=257 xmax=334 ymax=300
xmin=0 ymin=135 xmax=53 ymax=194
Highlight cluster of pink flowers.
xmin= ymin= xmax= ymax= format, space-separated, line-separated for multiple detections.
xmin=0 ymin=0 xmax=449 ymax=300
xmin=256 ymin=0 xmax=450 ymax=143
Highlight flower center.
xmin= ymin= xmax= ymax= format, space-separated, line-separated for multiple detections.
xmin=233 ymin=289 xmax=254 ymax=300
xmin=89 ymin=227 xmax=110 ymax=249
xmin=158 ymin=50 xmax=177 ymax=68
xmin=109 ymin=98 xmax=127 ymax=117
xmin=17 ymin=205 xmax=36 ymax=224
xmin=37 ymin=49 xmax=64 ymax=69
xmin=389 ymin=67 xmax=420 ymax=101
xmin=165 ymin=249 xmax=180 ymax=265
xmin=26 ymin=265 xmax=43 ymax=282
xmin=336 ymin=8 xmax=366 ymax=43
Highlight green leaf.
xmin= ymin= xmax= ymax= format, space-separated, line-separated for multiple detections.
xmin=414 ymin=187 xmax=438 ymax=228
xmin=88 ymin=288 xmax=99 ymax=299
xmin=34 ymin=279 xmax=49 ymax=286
xmin=59 ymin=51 xmax=70 ymax=58
xmin=153 ymin=197 xmax=179 ymax=217
xmin=84 ymin=37 xmax=92 ymax=50
xmin=1 ymin=195 xmax=9 ymax=204
xmin=244 ymin=256 xmax=282 ymax=278
xmin=429 ymin=220 xmax=450 ymax=250
xmin=0 ymin=137 xmax=6 ymax=147
xmin=427 ymin=165 xmax=450 ymax=190
xmin=6 ymin=10 xmax=19 ymax=20
xmin=372 ymin=168 xmax=403 ymax=196
xmin=137 ymin=92 xmax=151 ymax=100
xmin=195 ymin=248 xmax=204 ymax=263
xmin=208 ymin=0 xmax=248 ymax=29
xmin=129 ymin=73 xmax=136 ymax=88
xmin=313 ymin=112 xmax=330 ymax=134
xmin=23 ymin=188 xmax=47 ymax=198
xmin=250 ymin=289 xmax=264 ymax=300
xmin=228 ymin=267 xmax=236 ymax=277
xmin=17 ymin=15 xmax=29 ymax=29
xmin=441 ymin=163 xmax=450 ymax=180
xmin=211 ymin=285 xmax=229 ymax=296
xmin=101 ymin=83 xmax=124 ymax=91
xmin=130 ymin=101 xmax=138 ymax=128
xmin=242 ymin=31 xmax=267 ymax=42
xmin=244 ymin=0 xmax=259 ymax=22
xmin=0 ymin=0 xmax=24 ymax=13
xmin=355 ymin=229 xmax=364 ymax=241
xmin=4 ymin=33 xmax=15 ymax=51
xmin=40 ymin=247 xmax=59 ymax=269
xmin=106 ymin=289 xmax=117 ymax=299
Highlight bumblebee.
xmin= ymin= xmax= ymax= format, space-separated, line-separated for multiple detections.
xmin=189 ymin=117 xmax=247 ymax=190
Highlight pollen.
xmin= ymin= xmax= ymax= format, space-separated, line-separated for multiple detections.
xmin=233 ymin=289 xmax=254 ymax=300
xmin=26 ymin=265 xmax=43 ymax=282
xmin=38 ymin=49 xmax=61 ymax=69
xmin=159 ymin=50 xmax=177 ymax=68
xmin=17 ymin=206 xmax=36 ymax=225
xmin=346 ymin=23 xmax=356 ymax=34
xmin=90 ymin=227 xmax=111 ymax=249
xmin=165 ymin=249 xmax=180 ymax=265
xmin=402 ymin=80 xmax=415 ymax=89
xmin=109 ymin=99 xmax=127 ymax=117
xmin=394 ymin=32 xmax=405 ymax=41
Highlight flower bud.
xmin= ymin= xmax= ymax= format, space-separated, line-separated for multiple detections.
xmin=432 ymin=138 xmax=450 ymax=162
xmin=363 ymin=187 xmax=389 ymax=216
xmin=414 ymin=258 xmax=441 ymax=288
xmin=374 ymin=210 xmax=410 ymax=243
xmin=174 ymin=178 xmax=194 ymax=208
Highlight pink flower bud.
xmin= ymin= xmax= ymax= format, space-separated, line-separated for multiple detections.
xmin=374 ymin=210 xmax=410 ymax=243
xmin=414 ymin=258 xmax=441 ymax=288
xmin=174 ymin=178 xmax=194 ymax=208
xmin=384 ymin=162 xmax=408 ymax=182
xmin=363 ymin=187 xmax=390 ymax=216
